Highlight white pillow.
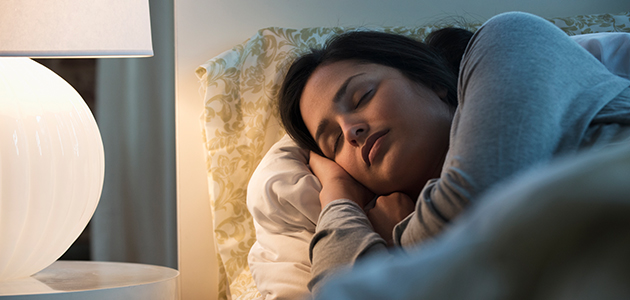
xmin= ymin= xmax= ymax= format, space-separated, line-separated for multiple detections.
xmin=571 ymin=32 xmax=630 ymax=80
xmin=247 ymin=135 xmax=321 ymax=300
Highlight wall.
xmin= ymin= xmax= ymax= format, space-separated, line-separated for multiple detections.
xmin=174 ymin=0 xmax=629 ymax=299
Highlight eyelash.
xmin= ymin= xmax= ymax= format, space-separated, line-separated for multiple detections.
xmin=333 ymin=132 xmax=342 ymax=154
xmin=332 ymin=89 xmax=373 ymax=155
xmin=356 ymin=89 xmax=373 ymax=108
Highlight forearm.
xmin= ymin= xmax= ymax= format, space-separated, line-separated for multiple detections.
xmin=394 ymin=175 xmax=474 ymax=247
xmin=308 ymin=199 xmax=388 ymax=294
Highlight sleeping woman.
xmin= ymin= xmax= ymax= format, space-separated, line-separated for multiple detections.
xmin=276 ymin=11 xmax=630 ymax=295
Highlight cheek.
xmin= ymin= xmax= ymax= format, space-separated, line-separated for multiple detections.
xmin=336 ymin=151 xmax=389 ymax=193
xmin=335 ymin=152 xmax=365 ymax=182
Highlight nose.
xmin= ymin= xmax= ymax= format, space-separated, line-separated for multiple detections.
xmin=340 ymin=118 xmax=368 ymax=147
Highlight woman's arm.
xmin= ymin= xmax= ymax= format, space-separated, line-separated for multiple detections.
xmin=307 ymin=153 xmax=388 ymax=294
xmin=366 ymin=193 xmax=416 ymax=246
xmin=308 ymin=152 xmax=417 ymax=293
xmin=396 ymin=12 xmax=630 ymax=246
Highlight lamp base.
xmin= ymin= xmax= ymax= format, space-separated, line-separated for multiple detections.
xmin=0 ymin=57 xmax=104 ymax=280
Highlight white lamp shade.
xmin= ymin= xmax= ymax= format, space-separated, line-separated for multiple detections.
xmin=0 ymin=58 xmax=105 ymax=280
xmin=0 ymin=0 xmax=153 ymax=57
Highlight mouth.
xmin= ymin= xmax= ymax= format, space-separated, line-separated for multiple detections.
xmin=361 ymin=130 xmax=389 ymax=167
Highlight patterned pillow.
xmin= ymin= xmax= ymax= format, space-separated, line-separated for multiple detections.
xmin=196 ymin=12 xmax=630 ymax=300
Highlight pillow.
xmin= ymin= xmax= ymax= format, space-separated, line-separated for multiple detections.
xmin=247 ymin=135 xmax=321 ymax=300
xmin=572 ymin=32 xmax=630 ymax=80
xmin=196 ymin=12 xmax=630 ymax=300
xmin=197 ymin=27 xmax=347 ymax=300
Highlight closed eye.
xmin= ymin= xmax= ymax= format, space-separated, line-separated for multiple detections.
xmin=356 ymin=89 xmax=373 ymax=108
xmin=332 ymin=131 xmax=342 ymax=156
xmin=331 ymin=89 xmax=373 ymax=157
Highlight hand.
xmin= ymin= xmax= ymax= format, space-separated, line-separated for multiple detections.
xmin=366 ymin=192 xmax=415 ymax=246
xmin=309 ymin=152 xmax=375 ymax=209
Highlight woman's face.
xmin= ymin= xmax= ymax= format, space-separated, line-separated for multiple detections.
xmin=300 ymin=60 xmax=453 ymax=197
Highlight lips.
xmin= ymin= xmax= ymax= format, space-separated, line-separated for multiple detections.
xmin=361 ymin=130 xmax=389 ymax=167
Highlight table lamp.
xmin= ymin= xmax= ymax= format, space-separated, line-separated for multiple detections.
xmin=0 ymin=0 xmax=153 ymax=280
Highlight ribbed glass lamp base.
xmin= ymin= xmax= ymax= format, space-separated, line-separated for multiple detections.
xmin=0 ymin=57 xmax=104 ymax=280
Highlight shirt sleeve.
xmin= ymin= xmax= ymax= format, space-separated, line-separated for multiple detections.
xmin=396 ymin=12 xmax=630 ymax=247
xmin=308 ymin=199 xmax=388 ymax=295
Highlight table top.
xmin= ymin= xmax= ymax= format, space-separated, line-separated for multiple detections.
xmin=0 ymin=261 xmax=179 ymax=299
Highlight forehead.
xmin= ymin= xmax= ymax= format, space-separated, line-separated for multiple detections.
xmin=303 ymin=60 xmax=366 ymax=98
xmin=299 ymin=61 xmax=366 ymax=134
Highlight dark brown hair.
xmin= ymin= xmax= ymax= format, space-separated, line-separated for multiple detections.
xmin=279 ymin=28 xmax=473 ymax=156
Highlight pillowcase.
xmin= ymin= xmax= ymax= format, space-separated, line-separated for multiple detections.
xmin=572 ymin=32 xmax=630 ymax=80
xmin=247 ymin=135 xmax=321 ymax=300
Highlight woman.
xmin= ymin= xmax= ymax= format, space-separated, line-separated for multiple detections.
xmin=278 ymin=12 xmax=630 ymax=295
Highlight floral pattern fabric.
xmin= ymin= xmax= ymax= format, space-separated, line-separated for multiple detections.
xmin=196 ymin=12 xmax=630 ymax=300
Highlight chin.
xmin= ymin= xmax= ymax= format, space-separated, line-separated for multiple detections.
xmin=369 ymin=176 xmax=406 ymax=196
xmin=368 ymin=148 xmax=424 ymax=196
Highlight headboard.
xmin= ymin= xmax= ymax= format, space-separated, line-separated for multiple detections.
xmin=195 ymin=12 xmax=630 ymax=299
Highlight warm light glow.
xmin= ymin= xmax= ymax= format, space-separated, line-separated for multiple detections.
xmin=0 ymin=58 xmax=104 ymax=280
xmin=0 ymin=0 xmax=152 ymax=281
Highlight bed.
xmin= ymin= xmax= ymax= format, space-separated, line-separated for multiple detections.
xmin=195 ymin=12 xmax=630 ymax=300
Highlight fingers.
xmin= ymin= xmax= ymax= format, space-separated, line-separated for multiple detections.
xmin=309 ymin=151 xmax=375 ymax=209
xmin=367 ymin=192 xmax=416 ymax=246
xmin=308 ymin=151 xmax=341 ymax=180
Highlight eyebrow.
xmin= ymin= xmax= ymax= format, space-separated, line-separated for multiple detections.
xmin=314 ymin=73 xmax=365 ymax=145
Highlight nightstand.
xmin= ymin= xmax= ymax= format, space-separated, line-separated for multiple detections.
xmin=0 ymin=261 xmax=179 ymax=299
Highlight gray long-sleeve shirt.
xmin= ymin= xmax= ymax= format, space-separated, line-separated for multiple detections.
xmin=309 ymin=12 xmax=630 ymax=295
